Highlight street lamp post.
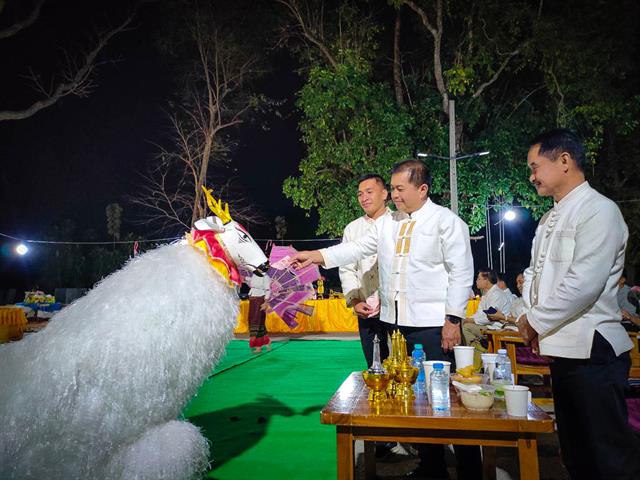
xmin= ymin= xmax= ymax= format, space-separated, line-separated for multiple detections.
xmin=417 ymin=147 xmax=489 ymax=216
xmin=449 ymin=100 xmax=458 ymax=214
xmin=417 ymin=100 xmax=490 ymax=215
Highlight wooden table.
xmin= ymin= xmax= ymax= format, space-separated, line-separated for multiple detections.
xmin=485 ymin=329 xmax=552 ymax=386
xmin=321 ymin=372 xmax=555 ymax=480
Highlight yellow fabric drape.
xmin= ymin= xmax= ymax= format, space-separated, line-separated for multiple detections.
xmin=466 ymin=298 xmax=480 ymax=317
xmin=0 ymin=306 xmax=28 ymax=342
xmin=235 ymin=297 xmax=482 ymax=334
xmin=234 ymin=298 xmax=359 ymax=334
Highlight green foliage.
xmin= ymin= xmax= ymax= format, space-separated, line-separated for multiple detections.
xmin=284 ymin=50 xmax=553 ymax=234
xmin=282 ymin=0 xmax=639 ymax=260
xmin=444 ymin=66 xmax=475 ymax=96
xmin=284 ymin=57 xmax=414 ymax=235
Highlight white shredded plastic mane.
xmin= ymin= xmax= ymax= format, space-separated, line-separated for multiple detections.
xmin=0 ymin=242 xmax=239 ymax=479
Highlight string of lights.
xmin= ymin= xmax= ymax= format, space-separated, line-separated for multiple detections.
xmin=0 ymin=231 xmax=340 ymax=247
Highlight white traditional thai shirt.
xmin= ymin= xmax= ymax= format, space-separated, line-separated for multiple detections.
xmin=509 ymin=297 xmax=526 ymax=320
xmin=472 ymin=284 xmax=513 ymax=326
xmin=321 ymin=199 xmax=474 ymax=327
xmin=522 ymin=182 xmax=632 ymax=358
xmin=338 ymin=209 xmax=391 ymax=307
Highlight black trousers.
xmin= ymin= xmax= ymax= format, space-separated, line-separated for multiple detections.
xmin=387 ymin=323 xmax=483 ymax=480
xmin=358 ymin=316 xmax=390 ymax=368
xmin=551 ymin=331 xmax=640 ymax=480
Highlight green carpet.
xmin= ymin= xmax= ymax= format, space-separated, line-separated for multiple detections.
xmin=182 ymin=339 xmax=364 ymax=480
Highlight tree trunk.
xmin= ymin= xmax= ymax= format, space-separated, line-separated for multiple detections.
xmin=393 ymin=9 xmax=404 ymax=107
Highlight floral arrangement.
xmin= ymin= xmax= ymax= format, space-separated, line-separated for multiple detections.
xmin=23 ymin=291 xmax=56 ymax=305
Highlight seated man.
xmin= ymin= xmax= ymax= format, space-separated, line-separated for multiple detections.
xmin=486 ymin=271 xmax=525 ymax=327
xmin=496 ymin=273 xmax=512 ymax=295
xmin=462 ymin=270 xmax=513 ymax=348
xmin=618 ymin=270 xmax=640 ymax=330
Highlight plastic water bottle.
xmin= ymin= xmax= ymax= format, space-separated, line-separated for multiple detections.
xmin=429 ymin=363 xmax=450 ymax=411
xmin=411 ymin=344 xmax=426 ymax=394
xmin=492 ymin=349 xmax=513 ymax=399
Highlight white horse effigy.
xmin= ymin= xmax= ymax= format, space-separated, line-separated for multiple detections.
xmin=0 ymin=190 xmax=269 ymax=480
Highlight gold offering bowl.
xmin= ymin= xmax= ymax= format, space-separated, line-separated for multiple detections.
xmin=382 ymin=359 xmax=399 ymax=397
xmin=362 ymin=371 xmax=391 ymax=403
xmin=394 ymin=364 xmax=419 ymax=400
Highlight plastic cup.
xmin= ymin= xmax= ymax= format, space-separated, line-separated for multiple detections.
xmin=481 ymin=353 xmax=498 ymax=379
xmin=503 ymin=385 xmax=530 ymax=417
xmin=423 ymin=360 xmax=451 ymax=391
xmin=454 ymin=346 xmax=475 ymax=369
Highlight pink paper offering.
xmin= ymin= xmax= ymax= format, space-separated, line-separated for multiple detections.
xmin=265 ymin=246 xmax=320 ymax=328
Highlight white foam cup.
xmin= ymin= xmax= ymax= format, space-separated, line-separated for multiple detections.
xmin=503 ymin=385 xmax=530 ymax=417
xmin=453 ymin=346 xmax=475 ymax=369
xmin=423 ymin=360 xmax=451 ymax=391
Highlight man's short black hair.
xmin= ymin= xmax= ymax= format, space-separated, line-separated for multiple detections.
xmin=357 ymin=173 xmax=387 ymax=189
xmin=529 ymin=128 xmax=586 ymax=172
xmin=390 ymin=159 xmax=432 ymax=189
xmin=479 ymin=269 xmax=498 ymax=285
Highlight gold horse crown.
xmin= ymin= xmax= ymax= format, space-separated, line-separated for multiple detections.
xmin=202 ymin=186 xmax=232 ymax=224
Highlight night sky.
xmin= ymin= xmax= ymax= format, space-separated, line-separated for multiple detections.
xmin=0 ymin=0 xmax=535 ymax=291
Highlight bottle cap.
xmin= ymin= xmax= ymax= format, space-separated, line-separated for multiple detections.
xmin=433 ymin=363 xmax=443 ymax=370
xmin=497 ymin=348 xmax=507 ymax=354
xmin=414 ymin=344 xmax=423 ymax=350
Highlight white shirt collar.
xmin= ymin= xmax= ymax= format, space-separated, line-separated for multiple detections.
xmin=404 ymin=198 xmax=433 ymax=220
xmin=554 ymin=181 xmax=590 ymax=213
xmin=363 ymin=206 xmax=392 ymax=223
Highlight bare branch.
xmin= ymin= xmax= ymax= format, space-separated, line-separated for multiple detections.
xmin=404 ymin=0 xmax=449 ymax=114
xmin=471 ymin=48 xmax=520 ymax=99
xmin=547 ymin=66 xmax=567 ymax=126
xmin=0 ymin=11 xmax=135 ymax=122
xmin=134 ymin=10 xmax=261 ymax=233
xmin=505 ymin=84 xmax=545 ymax=119
xmin=277 ymin=0 xmax=338 ymax=70
xmin=0 ymin=0 xmax=44 ymax=40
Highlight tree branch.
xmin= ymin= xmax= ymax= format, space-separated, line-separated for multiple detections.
xmin=277 ymin=0 xmax=338 ymax=70
xmin=471 ymin=47 xmax=520 ymax=99
xmin=393 ymin=8 xmax=404 ymax=106
xmin=547 ymin=66 xmax=567 ymax=126
xmin=135 ymin=8 xmax=260 ymax=232
xmin=0 ymin=11 xmax=135 ymax=122
xmin=0 ymin=0 xmax=44 ymax=40
xmin=404 ymin=0 xmax=449 ymax=114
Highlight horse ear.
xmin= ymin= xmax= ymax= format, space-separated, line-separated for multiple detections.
xmin=194 ymin=216 xmax=224 ymax=233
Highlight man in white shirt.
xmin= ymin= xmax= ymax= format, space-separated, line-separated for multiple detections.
xmin=339 ymin=174 xmax=391 ymax=368
xmin=517 ymin=129 xmax=640 ymax=479
xmin=294 ymin=160 xmax=481 ymax=479
xmin=462 ymin=270 xmax=513 ymax=345
xmin=617 ymin=271 xmax=639 ymax=328
xmin=487 ymin=271 xmax=526 ymax=326
xmin=496 ymin=273 xmax=512 ymax=295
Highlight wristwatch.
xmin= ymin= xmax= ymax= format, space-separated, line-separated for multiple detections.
xmin=445 ymin=314 xmax=461 ymax=325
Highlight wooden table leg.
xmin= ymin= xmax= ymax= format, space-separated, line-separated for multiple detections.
xmin=363 ymin=440 xmax=376 ymax=479
xmin=517 ymin=436 xmax=540 ymax=480
xmin=336 ymin=426 xmax=355 ymax=480
xmin=482 ymin=445 xmax=497 ymax=480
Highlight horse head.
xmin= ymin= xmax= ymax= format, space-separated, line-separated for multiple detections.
xmin=189 ymin=188 xmax=268 ymax=287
